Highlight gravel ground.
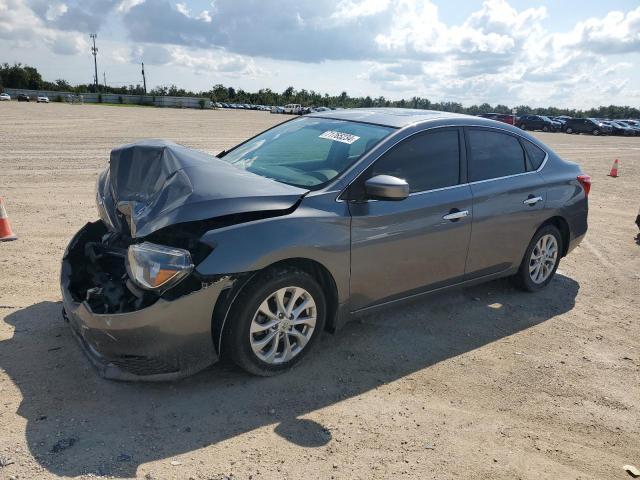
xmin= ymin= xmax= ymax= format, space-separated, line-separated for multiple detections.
xmin=0 ymin=102 xmax=638 ymax=480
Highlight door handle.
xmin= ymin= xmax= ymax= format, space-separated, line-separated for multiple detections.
xmin=523 ymin=196 xmax=543 ymax=206
xmin=443 ymin=209 xmax=470 ymax=221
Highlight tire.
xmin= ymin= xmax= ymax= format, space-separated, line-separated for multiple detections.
xmin=223 ymin=266 xmax=327 ymax=376
xmin=511 ymin=225 xmax=563 ymax=292
xmin=542 ymin=125 xmax=549 ymax=132
xmin=592 ymin=129 xmax=600 ymax=136
xmin=565 ymin=127 xmax=573 ymax=134
xmin=519 ymin=124 xmax=527 ymax=130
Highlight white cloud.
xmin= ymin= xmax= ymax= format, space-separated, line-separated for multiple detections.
xmin=49 ymin=31 xmax=86 ymax=55
xmin=45 ymin=2 xmax=68 ymax=21
xmin=175 ymin=2 xmax=189 ymax=16
xmin=562 ymin=7 xmax=640 ymax=54
xmin=127 ymin=44 xmax=264 ymax=78
xmin=116 ymin=0 xmax=145 ymax=14
xmin=197 ymin=10 xmax=212 ymax=23
xmin=169 ymin=48 xmax=263 ymax=77
xmin=330 ymin=0 xmax=390 ymax=24
xmin=175 ymin=2 xmax=212 ymax=23
xmin=0 ymin=0 xmax=86 ymax=55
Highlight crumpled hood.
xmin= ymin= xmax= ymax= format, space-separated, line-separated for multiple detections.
xmin=96 ymin=139 xmax=308 ymax=238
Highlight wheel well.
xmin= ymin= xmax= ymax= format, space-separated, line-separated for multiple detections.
xmin=540 ymin=216 xmax=570 ymax=256
xmin=211 ymin=258 xmax=340 ymax=356
xmin=264 ymin=258 xmax=340 ymax=333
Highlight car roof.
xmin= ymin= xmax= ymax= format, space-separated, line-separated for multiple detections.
xmin=306 ymin=107 xmax=476 ymax=128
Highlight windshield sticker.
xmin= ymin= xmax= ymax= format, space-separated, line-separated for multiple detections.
xmin=319 ymin=130 xmax=360 ymax=145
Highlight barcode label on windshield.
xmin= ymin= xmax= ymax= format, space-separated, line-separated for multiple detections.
xmin=319 ymin=131 xmax=360 ymax=144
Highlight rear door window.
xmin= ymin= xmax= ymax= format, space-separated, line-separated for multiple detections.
xmin=467 ymin=129 xmax=526 ymax=182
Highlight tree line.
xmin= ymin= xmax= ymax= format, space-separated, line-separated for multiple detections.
xmin=2 ymin=62 xmax=639 ymax=119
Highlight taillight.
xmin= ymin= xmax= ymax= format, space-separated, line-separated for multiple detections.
xmin=577 ymin=174 xmax=591 ymax=197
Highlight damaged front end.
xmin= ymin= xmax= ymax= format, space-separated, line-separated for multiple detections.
xmin=64 ymin=221 xmax=211 ymax=315
xmin=61 ymin=139 xmax=306 ymax=380
xmin=60 ymin=220 xmax=234 ymax=380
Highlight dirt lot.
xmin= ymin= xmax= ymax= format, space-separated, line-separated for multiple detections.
xmin=0 ymin=102 xmax=638 ymax=480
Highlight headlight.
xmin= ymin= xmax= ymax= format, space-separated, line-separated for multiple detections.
xmin=126 ymin=242 xmax=194 ymax=291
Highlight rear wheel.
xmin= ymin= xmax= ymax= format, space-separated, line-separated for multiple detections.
xmin=512 ymin=225 xmax=563 ymax=292
xmin=542 ymin=125 xmax=549 ymax=132
xmin=592 ymin=129 xmax=600 ymax=136
xmin=565 ymin=127 xmax=573 ymax=134
xmin=519 ymin=124 xmax=527 ymax=130
xmin=223 ymin=266 xmax=326 ymax=376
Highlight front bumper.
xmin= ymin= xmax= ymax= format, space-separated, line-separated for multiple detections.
xmin=60 ymin=224 xmax=231 ymax=381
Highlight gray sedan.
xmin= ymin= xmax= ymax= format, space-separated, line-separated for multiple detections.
xmin=61 ymin=108 xmax=589 ymax=380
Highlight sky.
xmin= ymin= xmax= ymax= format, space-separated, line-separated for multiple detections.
xmin=1 ymin=0 xmax=639 ymax=108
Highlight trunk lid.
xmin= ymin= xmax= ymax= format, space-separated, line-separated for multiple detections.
xmin=97 ymin=139 xmax=308 ymax=238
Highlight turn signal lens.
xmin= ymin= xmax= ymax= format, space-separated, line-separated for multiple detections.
xmin=577 ymin=174 xmax=591 ymax=197
xmin=126 ymin=242 xmax=194 ymax=291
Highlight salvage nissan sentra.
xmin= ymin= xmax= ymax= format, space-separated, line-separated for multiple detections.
xmin=61 ymin=108 xmax=589 ymax=380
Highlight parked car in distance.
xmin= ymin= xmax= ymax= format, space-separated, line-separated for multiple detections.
xmin=37 ymin=95 xmax=50 ymax=103
xmin=517 ymin=115 xmax=559 ymax=132
xmin=61 ymin=108 xmax=589 ymax=380
xmin=591 ymin=119 xmax=613 ymax=134
xmin=478 ymin=113 xmax=517 ymax=125
xmin=617 ymin=120 xmax=640 ymax=135
xmin=284 ymin=103 xmax=302 ymax=114
xmin=270 ymin=106 xmax=285 ymax=114
xmin=17 ymin=93 xmax=30 ymax=102
xmin=0 ymin=93 xmax=10 ymax=101
xmin=563 ymin=118 xmax=610 ymax=135
xmin=551 ymin=117 xmax=568 ymax=128
xmin=603 ymin=121 xmax=636 ymax=136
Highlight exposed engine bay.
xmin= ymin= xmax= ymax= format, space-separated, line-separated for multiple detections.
xmin=65 ymin=219 xmax=217 ymax=314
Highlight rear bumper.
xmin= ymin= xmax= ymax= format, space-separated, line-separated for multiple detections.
xmin=60 ymin=225 xmax=231 ymax=381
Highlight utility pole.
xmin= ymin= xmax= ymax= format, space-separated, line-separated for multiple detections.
xmin=141 ymin=62 xmax=147 ymax=94
xmin=103 ymin=72 xmax=107 ymax=90
xmin=90 ymin=33 xmax=99 ymax=92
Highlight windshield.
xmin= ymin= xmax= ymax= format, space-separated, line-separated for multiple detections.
xmin=220 ymin=117 xmax=394 ymax=189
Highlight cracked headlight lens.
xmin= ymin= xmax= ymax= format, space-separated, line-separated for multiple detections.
xmin=126 ymin=242 xmax=194 ymax=291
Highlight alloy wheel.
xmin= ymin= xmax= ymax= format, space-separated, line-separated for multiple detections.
xmin=529 ymin=234 xmax=558 ymax=284
xmin=249 ymin=286 xmax=317 ymax=364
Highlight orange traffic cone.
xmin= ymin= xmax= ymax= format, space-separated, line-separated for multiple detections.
xmin=0 ymin=197 xmax=17 ymax=242
xmin=608 ymin=159 xmax=619 ymax=178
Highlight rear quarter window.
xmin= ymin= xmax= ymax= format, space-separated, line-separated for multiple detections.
xmin=522 ymin=140 xmax=547 ymax=170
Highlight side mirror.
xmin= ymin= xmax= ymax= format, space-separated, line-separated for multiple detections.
xmin=364 ymin=175 xmax=410 ymax=201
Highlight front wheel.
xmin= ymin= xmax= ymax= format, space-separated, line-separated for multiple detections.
xmin=512 ymin=225 xmax=563 ymax=292
xmin=223 ymin=267 xmax=326 ymax=376
xmin=592 ymin=129 xmax=600 ymax=136
xmin=519 ymin=124 xmax=527 ymax=130
xmin=542 ymin=125 xmax=549 ymax=132
xmin=565 ymin=127 xmax=573 ymax=134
